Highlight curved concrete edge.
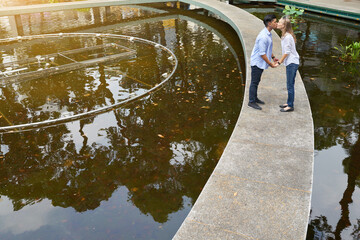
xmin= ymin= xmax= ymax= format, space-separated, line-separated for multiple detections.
xmin=173 ymin=0 xmax=314 ymax=239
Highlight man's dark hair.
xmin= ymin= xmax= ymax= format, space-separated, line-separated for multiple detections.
xmin=263 ymin=14 xmax=276 ymax=27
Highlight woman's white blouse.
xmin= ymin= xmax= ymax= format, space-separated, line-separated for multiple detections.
xmin=281 ymin=33 xmax=299 ymax=66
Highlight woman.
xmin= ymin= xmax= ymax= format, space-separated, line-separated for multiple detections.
xmin=277 ymin=16 xmax=300 ymax=112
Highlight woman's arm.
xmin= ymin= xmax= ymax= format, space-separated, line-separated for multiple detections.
xmin=278 ymin=53 xmax=288 ymax=64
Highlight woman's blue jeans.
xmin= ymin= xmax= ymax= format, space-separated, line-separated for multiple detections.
xmin=286 ymin=63 xmax=299 ymax=108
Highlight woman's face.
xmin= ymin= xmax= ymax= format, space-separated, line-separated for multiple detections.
xmin=277 ymin=18 xmax=285 ymax=30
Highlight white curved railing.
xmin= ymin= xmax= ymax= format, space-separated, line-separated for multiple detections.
xmin=0 ymin=32 xmax=178 ymax=133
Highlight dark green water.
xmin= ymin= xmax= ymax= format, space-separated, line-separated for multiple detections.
xmin=241 ymin=4 xmax=360 ymax=240
xmin=0 ymin=4 xmax=244 ymax=239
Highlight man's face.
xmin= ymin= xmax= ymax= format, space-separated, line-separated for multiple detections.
xmin=269 ymin=18 xmax=278 ymax=29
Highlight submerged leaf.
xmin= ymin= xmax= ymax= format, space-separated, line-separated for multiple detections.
xmin=64 ymin=159 xmax=73 ymax=167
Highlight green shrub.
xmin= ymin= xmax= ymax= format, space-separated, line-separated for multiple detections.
xmin=282 ymin=5 xmax=304 ymax=33
xmin=334 ymin=42 xmax=360 ymax=62
xmin=283 ymin=5 xmax=304 ymax=21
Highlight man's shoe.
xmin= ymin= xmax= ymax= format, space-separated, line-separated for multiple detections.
xmin=256 ymin=99 xmax=265 ymax=104
xmin=248 ymin=102 xmax=262 ymax=110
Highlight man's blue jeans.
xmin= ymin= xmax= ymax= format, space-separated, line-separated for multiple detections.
xmin=249 ymin=65 xmax=264 ymax=103
xmin=286 ymin=63 xmax=299 ymax=108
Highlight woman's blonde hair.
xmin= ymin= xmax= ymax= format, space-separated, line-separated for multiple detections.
xmin=281 ymin=16 xmax=297 ymax=43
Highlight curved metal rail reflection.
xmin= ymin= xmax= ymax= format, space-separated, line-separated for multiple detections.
xmin=0 ymin=33 xmax=178 ymax=133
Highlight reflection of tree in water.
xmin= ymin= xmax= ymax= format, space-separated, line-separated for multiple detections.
xmin=0 ymin=37 xmax=111 ymax=126
xmin=0 ymin=68 xmax=107 ymax=126
xmin=306 ymin=63 xmax=360 ymax=239
xmin=296 ymin=17 xmax=360 ymax=240
xmin=307 ymin=131 xmax=360 ymax=239
xmin=334 ymin=128 xmax=360 ymax=239
xmin=351 ymin=219 xmax=360 ymax=239
xmin=307 ymin=215 xmax=334 ymax=239
xmin=0 ymin=18 xmax=243 ymax=225
xmin=306 ymin=131 xmax=360 ymax=239
xmin=0 ymin=60 xmax=240 ymax=220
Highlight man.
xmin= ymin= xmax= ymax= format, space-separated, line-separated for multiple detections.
xmin=248 ymin=14 xmax=279 ymax=110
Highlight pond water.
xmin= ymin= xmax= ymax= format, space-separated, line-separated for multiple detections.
xmin=240 ymin=4 xmax=360 ymax=240
xmin=0 ymin=4 xmax=244 ymax=239
xmin=2 ymin=2 xmax=358 ymax=239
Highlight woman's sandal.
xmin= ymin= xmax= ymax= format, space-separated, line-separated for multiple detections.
xmin=280 ymin=107 xmax=294 ymax=112
xmin=279 ymin=104 xmax=288 ymax=108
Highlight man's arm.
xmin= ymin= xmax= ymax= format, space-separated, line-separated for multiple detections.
xmin=258 ymin=38 xmax=278 ymax=68
xmin=261 ymin=54 xmax=278 ymax=68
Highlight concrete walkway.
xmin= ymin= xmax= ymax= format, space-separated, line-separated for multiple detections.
xmin=0 ymin=0 xmax=314 ymax=239
xmin=173 ymin=1 xmax=314 ymax=239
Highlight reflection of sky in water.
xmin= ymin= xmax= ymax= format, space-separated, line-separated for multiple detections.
xmin=170 ymin=140 xmax=207 ymax=166
xmin=0 ymin=188 xmax=190 ymax=239
xmin=312 ymin=146 xmax=348 ymax=218
xmin=0 ymin=144 xmax=9 ymax=155
xmin=312 ymin=145 xmax=360 ymax=238
xmin=65 ymin=111 xmax=117 ymax=151
xmin=300 ymin=31 xmax=318 ymax=45
xmin=0 ymin=197 xmax=54 ymax=235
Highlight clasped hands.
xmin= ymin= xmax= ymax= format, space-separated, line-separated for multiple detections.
xmin=270 ymin=57 xmax=280 ymax=68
